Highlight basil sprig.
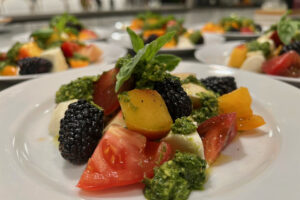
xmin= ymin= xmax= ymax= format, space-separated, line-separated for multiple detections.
xmin=115 ymin=28 xmax=178 ymax=92
xmin=277 ymin=11 xmax=300 ymax=45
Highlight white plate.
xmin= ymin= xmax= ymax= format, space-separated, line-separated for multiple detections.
xmin=194 ymin=42 xmax=300 ymax=86
xmin=0 ymin=61 xmax=300 ymax=199
xmin=11 ymin=27 xmax=112 ymax=43
xmin=110 ymin=32 xmax=224 ymax=53
xmin=0 ymin=42 xmax=127 ymax=82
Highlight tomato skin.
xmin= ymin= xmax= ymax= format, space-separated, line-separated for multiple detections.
xmin=270 ymin=31 xmax=283 ymax=47
xmin=262 ymin=51 xmax=300 ymax=76
xmin=93 ymin=68 xmax=120 ymax=116
xmin=197 ymin=113 xmax=237 ymax=164
xmin=93 ymin=68 xmax=133 ymax=116
xmin=77 ymin=125 xmax=172 ymax=191
xmin=240 ymin=27 xmax=253 ymax=33
xmin=61 ymin=41 xmax=80 ymax=58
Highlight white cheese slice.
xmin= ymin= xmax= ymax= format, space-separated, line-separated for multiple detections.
xmin=48 ymin=99 xmax=77 ymax=137
xmin=240 ymin=52 xmax=265 ymax=73
xmin=182 ymin=83 xmax=208 ymax=108
xmin=40 ymin=48 xmax=68 ymax=72
xmin=177 ymin=36 xmax=194 ymax=49
xmin=163 ymin=131 xmax=205 ymax=160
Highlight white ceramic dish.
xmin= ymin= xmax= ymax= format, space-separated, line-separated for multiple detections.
xmin=0 ymin=61 xmax=300 ymax=199
xmin=194 ymin=42 xmax=300 ymax=86
xmin=0 ymin=41 xmax=126 ymax=82
xmin=110 ymin=32 xmax=224 ymax=53
xmin=11 ymin=27 xmax=113 ymax=43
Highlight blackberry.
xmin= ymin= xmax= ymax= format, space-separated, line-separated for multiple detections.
xmin=280 ymin=41 xmax=300 ymax=55
xmin=144 ymin=34 xmax=158 ymax=44
xmin=65 ymin=21 xmax=83 ymax=32
xmin=200 ymin=76 xmax=237 ymax=95
xmin=58 ymin=100 xmax=104 ymax=165
xmin=154 ymin=77 xmax=192 ymax=121
xmin=18 ymin=57 xmax=52 ymax=75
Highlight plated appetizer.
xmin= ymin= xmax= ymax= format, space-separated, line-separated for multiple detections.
xmin=228 ymin=13 xmax=300 ymax=77
xmin=48 ymin=29 xmax=265 ymax=200
xmin=129 ymin=12 xmax=204 ymax=48
xmin=0 ymin=14 xmax=102 ymax=76
xmin=202 ymin=14 xmax=261 ymax=34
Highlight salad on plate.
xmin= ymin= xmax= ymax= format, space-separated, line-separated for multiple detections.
xmin=0 ymin=14 xmax=103 ymax=76
xmin=227 ymin=13 xmax=300 ymax=77
xmin=48 ymin=28 xmax=266 ymax=200
xmin=129 ymin=12 xmax=204 ymax=49
xmin=202 ymin=14 xmax=261 ymax=35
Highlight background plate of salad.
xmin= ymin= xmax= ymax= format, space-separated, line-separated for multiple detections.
xmin=0 ymin=41 xmax=126 ymax=81
xmin=0 ymin=61 xmax=299 ymax=199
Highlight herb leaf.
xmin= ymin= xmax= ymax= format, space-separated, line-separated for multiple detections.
xmin=153 ymin=54 xmax=181 ymax=71
xmin=127 ymin=27 xmax=144 ymax=53
xmin=30 ymin=28 xmax=54 ymax=40
xmin=6 ymin=42 xmax=23 ymax=62
xmin=277 ymin=11 xmax=300 ymax=45
xmin=115 ymin=31 xmax=176 ymax=92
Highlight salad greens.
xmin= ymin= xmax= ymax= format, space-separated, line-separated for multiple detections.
xmin=246 ymin=40 xmax=271 ymax=57
xmin=50 ymin=13 xmax=83 ymax=35
xmin=144 ymin=151 xmax=207 ymax=200
xmin=6 ymin=42 xmax=23 ymax=63
xmin=115 ymin=28 xmax=179 ymax=92
xmin=127 ymin=28 xmax=144 ymax=53
xmin=277 ymin=11 xmax=300 ymax=45
xmin=171 ymin=117 xmax=197 ymax=135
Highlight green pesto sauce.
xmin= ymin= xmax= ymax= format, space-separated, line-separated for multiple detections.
xmin=181 ymin=75 xmax=203 ymax=86
xmin=246 ymin=40 xmax=271 ymax=57
xmin=171 ymin=117 xmax=196 ymax=135
xmin=55 ymin=75 xmax=99 ymax=104
xmin=144 ymin=151 xmax=207 ymax=200
xmin=192 ymin=92 xmax=218 ymax=124
xmin=134 ymin=62 xmax=174 ymax=89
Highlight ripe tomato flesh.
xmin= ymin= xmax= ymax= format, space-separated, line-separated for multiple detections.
xmin=262 ymin=51 xmax=300 ymax=77
xmin=77 ymin=125 xmax=172 ymax=191
xmin=61 ymin=41 xmax=80 ymax=58
xmin=93 ymin=68 xmax=133 ymax=116
xmin=93 ymin=68 xmax=120 ymax=116
xmin=197 ymin=113 xmax=237 ymax=164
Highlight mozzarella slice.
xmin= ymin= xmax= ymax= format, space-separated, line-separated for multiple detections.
xmin=48 ymin=99 xmax=77 ymax=136
xmin=240 ymin=52 xmax=265 ymax=73
xmin=40 ymin=48 xmax=69 ymax=72
xmin=163 ymin=131 xmax=205 ymax=160
xmin=177 ymin=36 xmax=194 ymax=48
xmin=182 ymin=83 xmax=208 ymax=108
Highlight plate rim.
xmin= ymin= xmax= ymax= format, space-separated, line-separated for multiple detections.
xmin=1 ymin=61 xmax=300 ymax=199
xmin=194 ymin=42 xmax=300 ymax=84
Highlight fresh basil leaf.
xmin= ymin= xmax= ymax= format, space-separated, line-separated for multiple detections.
xmin=153 ymin=54 xmax=181 ymax=71
xmin=72 ymin=53 xmax=89 ymax=61
xmin=30 ymin=28 xmax=54 ymax=40
xmin=127 ymin=27 xmax=144 ymax=53
xmin=6 ymin=42 xmax=23 ymax=62
xmin=142 ymin=31 xmax=176 ymax=62
xmin=115 ymin=31 xmax=176 ymax=92
xmin=277 ymin=11 xmax=300 ymax=45
xmin=115 ymin=47 xmax=147 ymax=92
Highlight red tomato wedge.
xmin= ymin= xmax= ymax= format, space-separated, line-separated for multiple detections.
xmin=93 ymin=68 xmax=120 ymax=116
xmin=93 ymin=68 xmax=133 ymax=116
xmin=197 ymin=113 xmax=237 ymax=165
xmin=270 ymin=31 xmax=283 ymax=47
xmin=262 ymin=51 xmax=300 ymax=76
xmin=240 ymin=27 xmax=253 ymax=33
xmin=77 ymin=125 xmax=172 ymax=191
xmin=61 ymin=41 xmax=80 ymax=58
